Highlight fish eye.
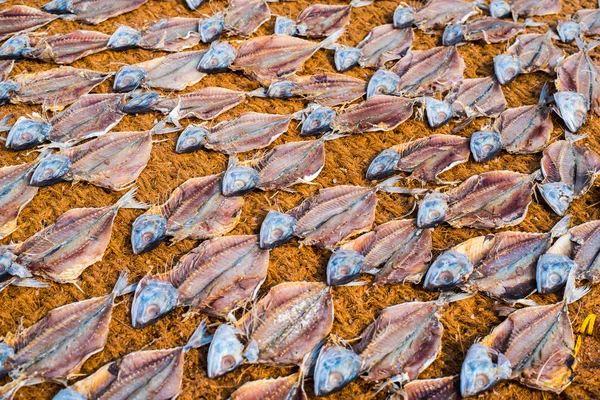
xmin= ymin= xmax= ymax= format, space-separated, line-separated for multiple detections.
xmin=549 ymin=272 xmax=562 ymax=284
xmin=476 ymin=374 xmax=489 ymax=389
xmin=270 ymin=228 xmax=284 ymax=240
xmin=439 ymin=270 xmax=454 ymax=283
xmin=221 ymin=355 xmax=235 ymax=368
xmin=42 ymin=169 xmax=54 ymax=178
xmin=145 ymin=304 xmax=160 ymax=318
xmin=186 ymin=136 xmax=197 ymax=145
xmin=142 ymin=232 xmax=154 ymax=243
xmin=575 ymin=110 xmax=585 ymax=120
xmin=21 ymin=132 xmax=32 ymax=141
xmin=329 ymin=371 xmax=343 ymax=385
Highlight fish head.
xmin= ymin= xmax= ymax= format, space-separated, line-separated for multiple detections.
xmin=557 ymin=21 xmax=581 ymax=43
xmin=122 ymin=91 xmax=160 ymax=114
xmin=334 ymin=46 xmax=361 ymax=72
xmin=460 ymin=343 xmax=512 ymax=397
xmin=442 ymin=24 xmax=465 ymax=46
xmin=423 ymin=250 xmax=473 ymax=290
xmin=267 ymin=80 xmax=300 ymax=98
xmin=366 ymin=148 xmax=400 ymax=181
xmin=207 ymin=324 xmax=245 ymax=378
xmin=313 ymin=345 xmax=362 ymax=396
xmin=41 ymin=0 xmax=74 ymax=14
xmin=197 ymin=42 xmax=236 ymax=72
xmin=53 ymin=387 xmax=86 ymax=400
xmin=489 ymin=0 xmax=511 ymax=18
xmin=425 ymin=97 xmax=454 ymax=128
xmin=131 ymin=214 xmax=168 ymax=254
xmin=113 ymin=65 xmax=147 ymax=92
xmin=553 ymin=91 xmax=588 ymax=133
xmin=470 ymin=130 xmax=502 ymax=163
xmin=538 ymin=182 xmax=574 ymax=216
xmin=393 ymin=5 xmax=415 ymax=29
xmin=0 ymin=80 xmax=20 ymax=106
xmin=536 ymin=253 xmax=574 ymax=294
xmin=301 ymin=106 xmax=336 ymax=136
xmin=30 ymin=154 xmax=71 ymax=186
xmin=0 ymin=35 xmax=32 ymax=59
xmin=175 ymin=125 xmax=209 ymax=153
xmin=326 ymin=249 xmax=365 ymax=286
xmin=131 ymin=277 xmax=178 ymax=328
xmin=186 ymin=0 xmax=205 ymax=10
xmin=107 ymin=26 xmax=142 ymax=50
xmin=417 ymin=192 xmax=449 ymax=228
xmin=201 ymin=14 xmax=225 ymax=43
xmin=494 ymin=54 xmax=521 ymax=85
xmin=0 ymin=342 xmax=14 ymax=376
xmin=259 ymin=210 xmax=296 ymax=249
xmin=366 ymin=69 xmax=400 ymax=98
xmin=6 ymin=117 xmax=52 ymax=150
xmin=222 ymin=165 xmax=259 ymax=196
xmin=275 ymin=16 xmax=298 ymax=36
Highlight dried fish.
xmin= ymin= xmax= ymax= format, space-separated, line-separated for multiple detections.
xmin=24 ymin=30 xmax=110 ymax=64
xmin=414 ymin=0 xmax=479 ymax=32
xmin=443 ymin=17 xmax=527 ymax=46
xmin=327 ymin=219 xmax=432 ymax=286
xmin=555 ymin=43 xmax=600 ymax=115
xmin=442 ymin=76 xmax=507 ymax=122
xmin=231 ymin=372 xmax=306 ymax=400
xmin=207 ymin=281 xmax=333 ymax=377
xmin=267 ymin=73 xmax=366 ymax=106
xmin=0 ymin=6 xmax=57 ymax=42
xmin=489 ymin=0 xmax=560 ymax=19
xmin=539 ymin=132 xmax=600 ymax=216
xmin=131 ymin=235 xmax=268 ymax=327
xmin=224 ymin=0 xmax=271 ymax=37
xmin=331 ymin=95 xmax=415 ymax=134
xmin=0 ymin=60 xmax=13 ymax=81
xmin=356 ymin=25 xmax=414 ymax=68
xmin=553 ymin=91 xmax=588 ymax=132
xmin=0 ymin=271 xmax=131 ymax=399
xmin=313 ymin=345 xmax=361 ymax=396
xmin=131 ymin=174 xmax=243 ymax=254
xmin=53 ymin=320 xmax=210 ymax=400
xmin=396 ymin=375 xmax=461 ymax=400
xmin=0 ymin=188 xmax=145 ymax=286
xmin=366 ymin=134 xmax=470 ymax=182
xmin=41 ymin=0 xmax=148 ymax=25
xmin=558 ymin=9 xmax=600 ymax=43
xmin=417 ymin=170 xmax=538 ymax=229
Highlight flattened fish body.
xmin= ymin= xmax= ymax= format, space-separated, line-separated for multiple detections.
xmin=279 ymin=73 xmax=367 ymax=106
xmin=494 ymin=103 xmax=553 ymax=154
xmin=357 ymin=25 xmax=414 ymax=68
xmin=0 ymin=60 xmax=13 ymax=80
xmin=574 ymin=9 xmax=600 ymax=37
xmin=296 ymin=4 xmax=352 ymax=38
xmin=332 ymin=95 xmax=414 ymax=134
xmin=0 ymin=159 xmax=39 ymax=239
xmin=567 ymin=221 xmax=600 ymax=281
xmin=507 ymin=33 xmax=564 ymax=74
xmin=462 ymin=17 xmax=525 ymax=44
xmin=56 ymin=0 xmax=148 ymax=24
xmin=225 ymin=0 xmax=270 ymax=37
xmin=136 ymin=50 xmax=206 ymax=91
xmin=400 ymin=375 xmax=461 ymax=400
xmin=139 ymin=17 xmax=201 ymax=52
xmin=509 ymin=0 xmax=561 ymax=17
xmin=556 ymin=50 xmax=600 ymax=115
xmin=153 ymin=87 xmax=248 ymax=120
xmin=27 ymin=30 xmax=110 ymax=64
xmin=230 ymin=373 xmax=306 ymax=400
xmin=445 ymin=77 xmax=507 ymax=118
xmin=0 ymin=6 xmax=57 ymax=42
xmin=414 ymin=0 xmax=479 ymax=31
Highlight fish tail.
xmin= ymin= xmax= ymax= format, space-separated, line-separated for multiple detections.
xmin=350 ymin=0 xmax=373 ymax=8
xmin=376 ymin=176 xmax=427 ymax=195
xmin=539 ymin=82 xmax=552 ymax=105
xmin=111 ymin=270 xmax=130 ymax=298
xmin=319 ymin=28 xmax=345 ymax=51
xmin=523 ymin=18 xmax=546 ymax=27
xmin=565 ymin=130 xmax=587 ymax=143
xmin=150 ymin=119 xmax=182 ymax=136
xmin=11 ymin=278 xmax=50 ymax=289
xmin=0 ymin=114 xmax=13 ymax=133
xmin=550 ymin=215 xmax=572 ymax=238
xmin=436 ymin=292 xmax=474 ymax=306
xmin=184 ymin=318 xmax=212 ymax=351
xmin=564 ymin=267 xmax=590 ymax=305
xmin=320 ymin=132 xmax=347 ymax=142
xmin=530 ymin=169 xmax=543 ymax=182
xmin=246 ymin=87 xmax=267 ymax=98
xmin=115 ymin=186 xmax=149 ymax=210
xmin=0 ymin=375 xmax=31 ymax=400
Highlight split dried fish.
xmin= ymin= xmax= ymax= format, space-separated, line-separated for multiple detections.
xmin=331 ymin=95 xmax=415 ymax=134
xmin=357 ymin=25 xmax=414 ymax=68
xmin=555 ymin=43 xmax=600 ymax=115
xmin=224 ymin=0 xmax=271 ymax=37
xmin=394 ymin=375 xmax=461 ymax=400
xmin=489 ymin=0 xmax=560 ymax=19
xmin=53 ymin=320 xmax=210 ymax=400
xmin=267 ymin=73 xmax=367 ymax=106
xmin=326 ymin=219 xmax=432 ymax=286
xmin=207 ymin=281 xmax=333 ymax=377
xmin=131 ymin=174 xmax=243 ymax=254
xmin=413 ymin=0 xmax=479 ymax=32
xmin=558 ymin=9 xmax=600 ymax=43
xmin=41 ymin=0 xmax=148 ymax=25
xmin=0 ymin=60 xmax=13 ymax=81
xmin=417 ymin=170 xmax=538 ymax=229
xmin=131 ymin=235 xmax=268 ymax=327
xmin=230 ymin=372 xmax=306 ymax=400
xmin=0 ymin=5 xmax=57 ymax=42
xmin=443 ymin=17 xmax=528 ymax=46
xmin=22 ymin=30 xmax=110 ymax=64
xmin=0 ymin=271 xmax=131 ymax=399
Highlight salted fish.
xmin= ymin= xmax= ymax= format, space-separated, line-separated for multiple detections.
xmin=444 ymin=76 xmax=507 ymax=121
xmin=490 ymin=0 xmax=560 ymax=19
xmin=443 ymin=17 xmax=527 ymax=46
xmin=41 ymin=0 xmax=148 ymax=25
xmin=136 ymin=17 xmax=210 ymax=51
xmin=0 ymin=271 xmax=131 ymax=400
xmin=0 ymin=60 xmax=12 ymax=81
xmin=267 ymin=73 xmax=367 ymax=106
xmin=131 ymin=235 xmax=268 ymax=328
xmin=555 ymin=44 xmax=600 ymax=115
xmin=414 ymin=0 xmax=479 ymax=32
xmin=327 ymin=219 xmax=432 ymax=286
xmin=224 ymin=0 xmax=271 ymax=37
xmin=460 ymin=278 xmax=589 ymax=396
xmin=366 ymin=134 xmax=470 ymax=183
xmin=3 ymin=94 xmax=125 ymax=150
xmin=331 ymin=95 xmax=415 ymax=134
xmin=0 ymin=6 xmax=57 ymax=42
xmin=0 ymin=188 xmax=145 ymax=287
xmin=539 ymin=132 xmax=600 ymax=216
xmin=131 ymin=174 xmax=243 ymax=254
xmin=394 ymin=376 xmax=461 ymax=400
xmin=53 ymin=320 xmax=210 ymax=400
xmin=558 ymin=9 xmax=600 ymax=43
xmin=230 ymin=372 xmax=306 ymax=400
xmin=417 ymin=170 xmax=538 ymax=229
xmin=23 ymin=30 xmax=110 ymax=64
xmin=207 ymin=281 xmax=333 ymax=377
xmin=0 ymin=67 xmax=109 ymax=111
xmin=356 ymin=25 xmax=414 ymax=69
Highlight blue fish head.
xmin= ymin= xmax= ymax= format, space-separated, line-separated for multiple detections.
xmin=52 ymin=387 xmax=86 ymax=400
xmin=30 ymin=154 xmax=71 ymax=186
xmin=113 ymin=65 xmax=147 ymax=92
xmin=5 ymin=117 xmax=52 ymax=150
xmin=553 ymin=91 xmax=588 ymax=133
xmin=301 ymin=106 xmax=336 ymax=136
xmin=207 ymin=324 xmax=245 ymax=378
xmin=326 ymin=249 xmax=365 ymax=286
xmin=175 ymin=125 xmax=209 ymax=153
xmin=131 ymin=214 xmax=168 ymax=254
xmin=557 ymin=21 xmax=581 ymax=43
xmin=494 ymin=54 xmax=521 ymax=85
xmin=0 ymin=80 xmax=20 ymax=106
xmin=121 ymin=91 xmax=160 ymax=114
xmin=201 ymin=14 xmax=224 ymax=43
xmin=267 ymin=80 xmax=300 ymax=99
xmin=222 ymin=165 xmax=259 ymax=196
xmin=366 ymin=148 xmax=400 ymax=181
xmin=197 ymin=42 xmax=236 ymax=72
xmin=423 ymin=250 xmax=473 ymax=291
xmin=460 ymin=344 xmax=512 ymax=397
xmin=41 ymin=0 xmax=73 ymax=14
xmin=131 ymin=277 xmax=178 ymax=328
xmin=393 ymin=5 xmax=415 ymax=28
xmin=442 ymin=24 xmax=465 ymax=46
xmin=313 ymin=345 xmax=362 ymax=396
xmin=366 ymin=69 xmax=400 ymax=98
xmin=536 ymin=253 xmax=574 ymax=294
xmin=417 ymin=192 xmax=448 ymax=228
xmin=470 ymin=130 xmax=502 ymax=163
xmin=538 ymin=182 xmax=574 ymax=216
xmin=274 ymin=16 xmax=298 ymax=36
xmin=489 ymin=0 xmax=511 ymax=18
xmin=0 ymin=35 xmax=32 ymax=59
xmin=107 ymin=26 xmax=142 ymax=50
xmin=425 ymin=97 xmax=454 ymax=128
xmin=334 ymin=46 xmax=360 ymax=72
xmin=186 ymin=0 xmax=205 ymax=10
xmin=259 ymin=210 xmax=296 ymax=249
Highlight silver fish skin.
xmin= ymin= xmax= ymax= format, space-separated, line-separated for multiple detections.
xmin=138 ymin=17 xmax=203 ymax=52
xmin=26 ymin=30 xmax=110 ymax=64
xmin=41 ymin=0 xmax=148 ymax=25
xmin=0 ymin=271 xmax=130 ymax=399
xmin=224 ymin=0 xmax=271 ymax=37
xmin=230 ymin=372 xmax=306 ymax=400
xmin=506 ymin=0 xmax=561 ymax=18
xmin=390 ymin=46 xmax=465 ymax=97
xmin=267 ymin=73 xmax=367 ymax=106
xmin=556 ymin=46 xmax=600 ymax=115
xmin=0 ymin=158 xmax=40 ymax=239
xmin=414 ymin=0 xmax=479 ymax=32
xmin=332 ymin=95 xmax=415 ymax=134
xmin=0 ymin=60 xmax=13 ymax=81
xmin=0 ymin=6 xmax=58 ymax=42
xmin=505 ymin=32 xmax=564 ymax=75
xmin=357 ymin=25 xmax=414 ymax=68
xmin=445 ymin=77 xmax=507 ymax=119
xmin=397 ymin=375 xmax=461 ymax=400
xmin=443 ymin=17 xmax=526 ymax=46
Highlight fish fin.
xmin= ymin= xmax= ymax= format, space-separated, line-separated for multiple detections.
xmin=319 ymin=28 xmax=345 ymax=51
xmin=321 ymin=132 xmax=347 ymax=141
xmin=451 ymin=116 xmax=474 ymax=133
xmin=350 ymin=0 xmax=373 ymax=7
xmin=565 ymin=130 xmax=587 ymax=143
xmin=150 ymin=119 xmax=182 ymax=135
xmin=184 ymin=318 xmax=212 ymax=351
xmin=564 ymin=267 xmax=590 ymax=304
xmin=513 ymin=298 xmax=538 ymax=307
xmin=227 ymin=154 xmax=240 ymax=169
xmin=246 ymin=87 xmax=267 ymax=98
xmin=437 ymin=292 xmax=474 ymax=305
xmin=244 ymin=340 xmax=259 ymax=363
xmin=523 ymin=18 xmax=546 ymax=27
xmin=115 ymin=187 xmax=149 ymax=210
xmin=343 ymin=280 xmax=368 ymax=286
xmin=377 ymin=175 xmax=427 ymax=196
xmin=538 ymin=82 xmax=552 ymax=105
xmin=493 ymin=305 xmax=516 ymax=317
xmin=11 ymin=278 xmax=50 ymax=289
xmin=550 ymin=215 xmax=572 ymax=238
xmin=112 ymin=270 xmax=130 ymax=298
xmin=375 ymin=373 xmax=409 ymax=394
xmin=0 ymin=114 xmax=13 ymax=132
xmin=0 ymin=375 xmax=33 ymax=400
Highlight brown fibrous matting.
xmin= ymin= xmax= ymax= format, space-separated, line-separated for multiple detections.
xmin=1 ymin=0 xmax=599 ymax=399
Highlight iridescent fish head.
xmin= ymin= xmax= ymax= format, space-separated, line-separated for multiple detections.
xmin=131 ymin=277 xmax=178 ymax=328
xmin=197 ymin=42 xmax=236 ymax=72
xmin=313 ymin=345 xmax=362 ymax=396
xmin=334 ymin=46 xmax=361 ymax=72
xmin=417 ymin=192 xmax=449 ymax=228
xmin=470 ymin=130 xmax=502 ymax=162
xmin=201 ymin=13 xmax=225 ymax=43
xmin=460 ymin=343 xmax=512 ymax=397
xmin=222 ymin=165 xmax=259 ymax=196
xmin=301 ymin=106 xmax=336 ymax=136
xmin=121 ymin=91 xmax=160 ymax=114
xmin=259 ymin=210 xmax=296 ymax=249
xmin=393 ymin=5 xmax=415 ymax=29
xmin=494 ymin=54 xmax=521 ymax=85
xmin=29 ymin=153 xmax=71 ymax=186
xmin=366 ymin=69 xmax=400 ymax=98
xmin=186 ymin=0 xmax=205 ymax=10
xmin=5 ymin=117 xmax=52 ymax=150
xmin=557 ymin=21 xmax=581 ymax=43
xmin=326 ymin=249 xmax=365 ymax=286
xmin=489 ymin=0 xmax=511 ymax=18
xmin=536 ymin=253 xmax=574 ymax=294
xmin=424 ymin=97 xmax=454 ymax=128
xmin=113 ymin=65 xmax=147 ymax=93
xmin=538 ymin=182 xmax=574 ymax=216
xmin=207 ymin=324 xmax=245 ymax=378
xmin=366 ymin=148 xmax=400 ymax=181
xmin=0 ymin=80 xmax=20 ymax=105
xmin=131 ymin=214 xmax=168 ymax=254
xmin=274 ymin=16 xmax=298 ymax=36
xmin=41 ymin=0 xmax=74 ymax=14
xmin=553 ymin=91 xmax=588 ymax=132
xmin=0 ymin=35 xmax=32 ymax=59
xmin=52 ymin=388 xmax=86 ymax=400
xmin=442 ymin=24 xmax=465 ymax=46
xmin=266 ymin=80 xmax=300 ymax=98
xmin=107 ymin=26 xmax=142 ymax=50
xmin=423 ymin=250 xmax=473 ymax=291
xmin=175 ymin=125 xmax=209 ymax=153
